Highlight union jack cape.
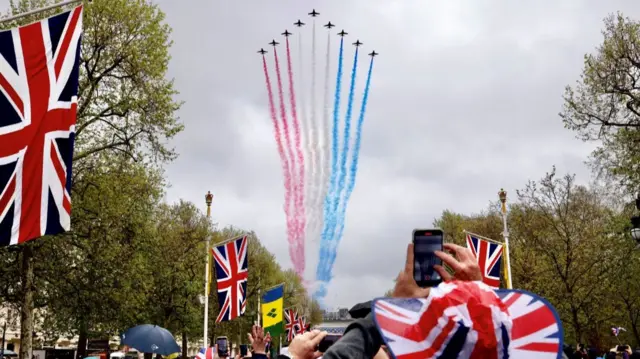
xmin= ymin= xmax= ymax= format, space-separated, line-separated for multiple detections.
xmin=466 ymin=232 xmax=503 ymax=288
xmin=0 ymin=6 xmax=83 ymax=246
xmin=212 ymin=235 xmax=248 ymax=322
xmin=372 ymin=281 xmax=563 ymax=359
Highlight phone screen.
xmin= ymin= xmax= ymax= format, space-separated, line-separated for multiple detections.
xmin=240 ymin=344 xmax=247 ymax=356
xmin=216 ymin=338 xmax=228 ymax=356
xmin=413 ymin=229 xmax=443 ymax=287
xmin=317 ymin=335 xmax=340 ymax=352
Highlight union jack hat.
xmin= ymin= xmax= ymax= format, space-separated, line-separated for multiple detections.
xmin=371 ymin=281 xmax=564 ymax=359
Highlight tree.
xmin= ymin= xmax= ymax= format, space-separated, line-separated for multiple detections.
xmin=145 ymin=201 xmax=211 ymax=359
xmin=1 ymin=0 xmax=182 ymax=357
xmin=560 ymin=13 xmax=640 ymax=194
xmin=511 ymin=168 xmax=623 ymax=345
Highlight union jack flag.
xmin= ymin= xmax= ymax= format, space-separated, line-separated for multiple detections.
xmin=212 ymin=235 xmax=248 ymax=322
xmin=284 ymin=308 xmax=301 ymax=342
xmin=372 ymin=281 xmax=563 ymax=359
xmin=466 ymin=233 xmax=503 ymax=288
xmin=0 ymin=6 xmax=83 ymax=246
xmin=612 ymin=326 xmax=626 ymax=337
xmin=196 ymin=347 xmax=214 ymax=359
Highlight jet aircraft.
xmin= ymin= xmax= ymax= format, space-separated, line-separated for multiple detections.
xmin=309 ymin=9 xmax=319 ymax=17
xmin=269 ymin=40 xmax=279 ymax=46
xmin=258 ymin=48 xmax=268 ymax=55
xmin=353 ymin=40 xmax=362 ymax=47
xmin=294 ymin=20 xmax=304 ymax=27
xmin=324 ymin=21 xmax=335 ymax=29
xmin=337 ymin=30 xmax=348 ymax=37
xmin=368 ymin=50 xmax=378 ymax=57
xmin=282 ymin=30 xmax=292 ymax=37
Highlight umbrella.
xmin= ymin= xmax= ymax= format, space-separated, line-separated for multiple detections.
xmin=121 ymin=324 xmax=181 ymax=355
xmin=348 ymin=300 xmax=372 ymax=319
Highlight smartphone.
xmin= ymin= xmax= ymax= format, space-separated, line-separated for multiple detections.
xmin=412 ymin=229 xmax=444 ymax=287
xmin=240 ymin=344 xmax=248 ymax=357
xmin=216 ymin=336 xmax=229 ymax=357
xmin=317 ymin=334 xmax=341 ymax=352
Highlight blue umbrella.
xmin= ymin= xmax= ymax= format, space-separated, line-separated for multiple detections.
xmin=121 ymin=324 xmax=180 ymax=355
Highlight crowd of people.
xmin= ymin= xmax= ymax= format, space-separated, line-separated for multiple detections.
xmin=222 ymin=243 xmax=639 ymax=359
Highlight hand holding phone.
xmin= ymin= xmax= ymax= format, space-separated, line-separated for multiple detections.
xmin=239 ymin=344 xmax=248 ymax=357
xmin=412 ymin=229 xmax=444 ymax=287
xmin=317 ymin=334 xmax=340 ymax=353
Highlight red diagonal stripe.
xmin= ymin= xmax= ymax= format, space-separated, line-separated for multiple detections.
xmin=512 ymin=305 xmax=556 ymax=340
xmin=53 ymin=6 xmax=82 ymax=78
xmin=0 ymin=72 xmax=23 ymax=117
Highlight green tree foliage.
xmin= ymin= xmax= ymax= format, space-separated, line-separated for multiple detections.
xmin=0 ymin=0 xmax=183 ymax=357
xmin=560 ymin=13 xmax=640 ymax=194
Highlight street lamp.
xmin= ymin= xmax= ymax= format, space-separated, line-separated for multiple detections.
xmin=631 ymin=193 xmax=640 ymax=247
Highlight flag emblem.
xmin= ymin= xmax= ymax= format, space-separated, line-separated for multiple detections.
xmin=212 ymin=235 xmax=248 ymax=322
xmin=0 ymin=6 xmax=83 ymax=246
xmin=466 ymin=233 xmax=503 ymax=288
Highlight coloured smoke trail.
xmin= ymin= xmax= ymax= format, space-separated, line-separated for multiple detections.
xmin=317 ymin=35 xmax=344 ymax=285
xmin=273 ymin=44 xmax=304 ymax=275
xmin=256 ymin=13 xmax=376 ymax=299
xmin=318 ymin=43 xmax=360 ymax=284
xmin=284 ymin=35 xmax=306 ymax=277
xmin=321 ymin=54 xmax=376 ymax=283
xmin=260 ymin=52 xmax=297 ymax=274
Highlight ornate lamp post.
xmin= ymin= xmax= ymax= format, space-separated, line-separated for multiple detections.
xmin=631 ymin=193 xmax=640 ymax=248
xmin=203 ymin=191 xmax=214 ymax=348
xmin=498 ymin=189 xmax=513 ymax=289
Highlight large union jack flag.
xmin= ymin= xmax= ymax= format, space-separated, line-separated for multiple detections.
xmin=0 ymin=6 xmax=83 ymax=246
xmin=284 ymin=308 xmax=301 ymax=342
xmin=212 ymin=235 xmax=248 ymax=322
xmin=466 ymin=233 xmax=503 ymax=288
xmin=372 ymin=281 xmax=563 ymax=359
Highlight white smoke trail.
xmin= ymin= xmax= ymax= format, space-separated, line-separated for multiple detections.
xmin=307 ymin=19 xmax=319 ymax=245
xmin=317 ymin=29 xmax=332 ymax=273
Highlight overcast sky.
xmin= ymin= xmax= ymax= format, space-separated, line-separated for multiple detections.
xmin=154 ymin=0 xmax=637 ymax=308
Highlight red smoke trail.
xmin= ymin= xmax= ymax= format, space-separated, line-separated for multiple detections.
xmin=262 ymin=55 xmax=296 ymax=269
xmin=274 ymin=47 xmax=303 ymax=275
xmin=285 ymin=37 xmax=307 ymax=277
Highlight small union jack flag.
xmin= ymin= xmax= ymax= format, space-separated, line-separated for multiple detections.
xmin=212 ymin=235 xmax=248 ymax=322
xmin=372 ymin=281 xmax=563 ymax=359
xmin=284 ymin=308 xmax=301 ymax=342
xmin=0 ymin=6 xmax=83 ymax=246
xmin=612 ymin=326 xmax=626 ymax=337
xmin=466 ymin=233 xmax=503 ymax=288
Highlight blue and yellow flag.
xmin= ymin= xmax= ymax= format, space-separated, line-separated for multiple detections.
xmin=261 ymin=284 xmax=284 ymax=336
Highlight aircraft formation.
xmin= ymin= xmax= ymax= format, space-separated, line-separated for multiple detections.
xmin=257 ymin=9 xmax=378 ymax=58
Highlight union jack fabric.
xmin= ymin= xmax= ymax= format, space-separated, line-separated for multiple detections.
xmin=297 ymin=315 xmax=308 ymax=334
xmin=212 ymin=235 xmax=248 ymax=322
xmin=196 ymin=347 xmax=214 ymax=359
xmin=372 ymin=281 xmax=563 ymax=359
xmin=0 ymin=6 xmax=83 ymax=246
xmin=284 ymin=308 xmax=301 ymax=342
xmin=466 ymin=233 xmax=503 ymax=288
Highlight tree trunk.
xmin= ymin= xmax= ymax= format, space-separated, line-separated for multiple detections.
xmin=75 ymin=323 xmax=88 ymax=359
xmin=19 ymin=245 xmax=34 ymax=359
xmin=181 ymin=332 xmax=187 ymax=359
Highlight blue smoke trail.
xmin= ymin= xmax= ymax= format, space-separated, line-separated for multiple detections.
xmin=316 ymin=37 xmax=344 ymax=290
xmin=316 ymin=46 xmax=359 ymax=287
xmin=318 ymin=47 xmax=359 ymax=283
xmin=322 ymin=57 xmax=375 ymax=277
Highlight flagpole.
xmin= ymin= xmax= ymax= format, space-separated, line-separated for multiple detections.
xmin=203 ymin=191 xmax=214 ymax=347
xmin=0 ymin=0 xmax=86 ymax=25
xmin=498 ymin=189 xmax=513 ymax=289
xmin=257 ymin=277 xmax=261 ymax=327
